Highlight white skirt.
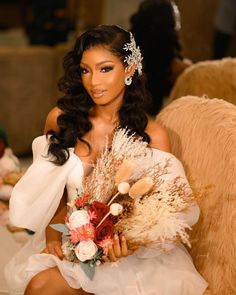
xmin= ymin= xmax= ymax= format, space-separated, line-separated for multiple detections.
xmin=21 ymin=244 xmax=207 ymax=295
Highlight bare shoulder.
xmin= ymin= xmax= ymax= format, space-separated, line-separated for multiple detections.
xmin=145 ymin=120 xmax=171 ymax=152
xmin=44 ymin=106 xmax=64 ymax=134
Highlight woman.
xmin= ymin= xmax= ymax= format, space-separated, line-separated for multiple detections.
xmin=130 ymin=0 xmax=192 ymax=116
xmin=5 ymin=25 xmax=207 ymax=295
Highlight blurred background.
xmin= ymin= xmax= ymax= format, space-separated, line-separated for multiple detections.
xmin=0 ymin=0 xmax=236 ymax=157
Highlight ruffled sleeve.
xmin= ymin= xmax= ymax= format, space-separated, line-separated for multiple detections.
xmin=9 ymin=135 xmax=83 ymax=232
xmin=151 ymin=149 xmax=200 ymax=227
xmin=135 ymin=149 xmax=200 ymax=259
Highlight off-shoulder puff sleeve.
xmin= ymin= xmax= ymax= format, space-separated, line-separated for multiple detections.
xmin=152 ymin=149 xmax=200 ymax=228
xmin=9 ymin=136 xmax=82 ymax=232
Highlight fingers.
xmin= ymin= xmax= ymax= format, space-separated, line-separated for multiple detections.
xmin=107 ymin=234 xmax=130 ymax=262
xmin=57 ymin=244 xmax=64 ymax=259
xmin=52 ymin=243 xmax=64 ymax=259
xmin=107 ymin=234 xmax=121 ymax=262
xmin=108 ymin=245 xmax=118 ymax=262
xmin=41 ymin=241 xmax=64 ymax=260
xmin=113 ymin=234 xmax=121 ymax=258
xmin=120 ymin=235 xmax=129 ymax=256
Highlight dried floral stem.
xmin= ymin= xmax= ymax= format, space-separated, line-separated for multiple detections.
xmin=96 ymin=212 xmax=111 ymax=228
xmin=107 ymin=191 xmax=120 ymax=206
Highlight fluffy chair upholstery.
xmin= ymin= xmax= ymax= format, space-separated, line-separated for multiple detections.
xmin=168 ymin=58 xmax=236 ymax=106
xmin=156 ymin=96 xmax=236 ymax=295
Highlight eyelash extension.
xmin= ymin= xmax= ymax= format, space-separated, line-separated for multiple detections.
xmin=79 ymin=66 xmax=114 ymax=74
xmin=101 ymin=66 xmax=114 ymax=73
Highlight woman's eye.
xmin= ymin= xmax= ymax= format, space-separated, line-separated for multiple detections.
xmin=80 ymin=68 xmax=88 ymax=74
xmin=101 ymin=66 xmax=113 ymax=73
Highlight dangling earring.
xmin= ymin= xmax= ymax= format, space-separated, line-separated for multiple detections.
xmin=125 ymin=76 xmax=132 ymax=86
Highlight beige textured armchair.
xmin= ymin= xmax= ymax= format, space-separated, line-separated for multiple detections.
xmin=156 ymin=96 xmax=236 ymax=295
xmin=167 ymin=58 xmax=236 ymax=107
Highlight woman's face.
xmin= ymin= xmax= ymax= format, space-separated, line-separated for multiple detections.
xmin=80 ymin=46 xmax=127 ymax=107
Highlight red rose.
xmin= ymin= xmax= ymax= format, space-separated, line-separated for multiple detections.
xmin=95 ymin=218 xmax=114 ymax=242
xmin=88 ymin=201 xmax=110 ymax=225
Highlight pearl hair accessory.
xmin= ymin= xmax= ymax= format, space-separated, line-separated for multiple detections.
xmin=123 ymin=32 xmax=143 ymax=76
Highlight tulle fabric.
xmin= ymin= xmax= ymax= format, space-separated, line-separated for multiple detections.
xmin=22 ymin=244 xmax=207 ymax=295
xmin=5 ymin=135 xmax=208 ymax=295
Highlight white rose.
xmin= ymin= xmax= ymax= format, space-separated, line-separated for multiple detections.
xmin=68 ymin=210 xmax=90 ymax=230
xmin=110 ymin=203 xmax=123 ymax=216
xmin=75 ymin=240 xmax=98 ymax=262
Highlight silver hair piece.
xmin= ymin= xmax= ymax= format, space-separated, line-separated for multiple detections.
xmin=123 ymin=32 xmax=143 ymax=76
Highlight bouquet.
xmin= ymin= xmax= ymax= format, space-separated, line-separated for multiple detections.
xmin=51 ymin=128 xmax=194 ymax=279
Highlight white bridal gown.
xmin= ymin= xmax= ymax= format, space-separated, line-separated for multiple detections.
xmin=5 ymin=136 xmax=208 ymax=295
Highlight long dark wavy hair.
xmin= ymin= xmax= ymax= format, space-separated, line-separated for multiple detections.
xmin=48 ymin=25 xmax=151 ymax=165
xmin=130 ymin=0 xmax=183 ymax=115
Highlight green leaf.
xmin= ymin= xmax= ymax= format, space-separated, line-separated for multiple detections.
xmin=50 ymin=223 xmax=69 ymax=235
xmin=80 ymin=262 xmax=95 ymax=280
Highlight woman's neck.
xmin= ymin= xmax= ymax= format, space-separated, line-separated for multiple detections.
xmin=90 ymin=105 xmax=119 ymax=126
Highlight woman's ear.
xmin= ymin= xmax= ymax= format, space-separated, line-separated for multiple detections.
xmin=125 ymin=64 xmax=136 ymax=77
xmin=124 ymin=64 xmax=137 ymax=86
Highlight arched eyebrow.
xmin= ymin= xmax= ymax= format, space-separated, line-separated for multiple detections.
xmin=80 ymin=60 xmax=115 ymax=67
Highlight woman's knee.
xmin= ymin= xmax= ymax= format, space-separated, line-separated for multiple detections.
xmin=24 ymin=268 xmax=53 ymax=293
xmin=24 ymin=267 xmax=94 ymax=295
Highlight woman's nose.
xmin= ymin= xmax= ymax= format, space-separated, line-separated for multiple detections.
xmin=90 ymin=71 xmax=100 ymax=86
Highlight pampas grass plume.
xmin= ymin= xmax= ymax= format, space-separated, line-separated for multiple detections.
xmin=115 ymin=160 xmax=135 ymax=184
xmin=129 ymin=177 xmax=154 ymax=198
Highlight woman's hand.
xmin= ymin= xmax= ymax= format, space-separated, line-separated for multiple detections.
xmin=103 ymin=234 xmax=133 ymax=262
xmin=42 ymin=240 xmax=64 ymax=260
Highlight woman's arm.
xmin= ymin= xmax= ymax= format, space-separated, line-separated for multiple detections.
xmin=42 ymin=190 xmax=67 ymax=259
xmin=40 ymin=107 xmax=66 ymax=259
xmin=146 ymin=120 xmax=201 ymax=232
xmin=44 ymin=106 xmax=63 ymax=134
xmin=146 ymin=120 xmax=171 ymax=152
